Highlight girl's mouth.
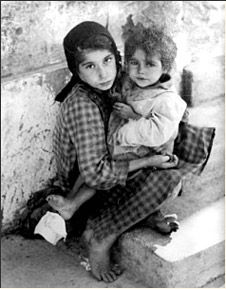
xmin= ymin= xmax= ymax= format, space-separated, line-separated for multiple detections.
xmin=100 ymin=80 xmax=112 ymax=87
xmin=137 ymin=77 xmax=147 ymax=81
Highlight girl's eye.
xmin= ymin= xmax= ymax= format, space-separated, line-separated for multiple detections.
xmin=147 ymin=62 xmax=154 ymax=67
xmin=104 ymin=56 xmax=113 ymax=64
xmin=85 ymin=64 xmax=95 ymax=70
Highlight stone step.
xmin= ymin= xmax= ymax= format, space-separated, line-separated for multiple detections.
xmin=114 ymin=97 xmax=225 ymax=287
xmin=115 ymin=198 xmax=225 ymax=288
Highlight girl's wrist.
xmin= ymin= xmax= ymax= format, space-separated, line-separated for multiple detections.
xmin=143 ymin=158 xmax=148 ymax=168
xmin=129 ymin=158 xmax=147 ymax=172
xmin=144 ymin=156 xmax=157 ymax=170
xmin=131 ymin=113 xmax=141 ymax=120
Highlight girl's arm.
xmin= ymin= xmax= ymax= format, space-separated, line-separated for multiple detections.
xmin=68 ymin=153 xmax=177 ymax=196
xmin=70 ymin=95 xmax=129 ymax=190
xmin=129 ymin=154 xmax=178 ymax=171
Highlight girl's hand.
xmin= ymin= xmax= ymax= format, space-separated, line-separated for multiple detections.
xmin=128 ymin=154 xmax=178 ymax=173
xmin=113 ymin=102 xmax=140 ymax=120
xmin=145 ymin=154 xmax=178 ymax=169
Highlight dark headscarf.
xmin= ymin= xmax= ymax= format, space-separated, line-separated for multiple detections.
xmin=55 ymin=21 xmax=121 ymax=102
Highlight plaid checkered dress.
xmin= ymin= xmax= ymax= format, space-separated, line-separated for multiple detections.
xmin=53 ymin=83 xmax=215 ymax=241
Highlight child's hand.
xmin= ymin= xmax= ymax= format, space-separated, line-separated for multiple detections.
xmin=113 ymin=102 xmax=140 ymax=120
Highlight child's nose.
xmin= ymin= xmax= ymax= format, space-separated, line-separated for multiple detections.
xmin=138 ymin=64 xmax=145 ymax=74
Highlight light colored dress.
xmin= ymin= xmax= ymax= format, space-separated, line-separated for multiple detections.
xmin=108 ymin=74 xmax=187 ymax=160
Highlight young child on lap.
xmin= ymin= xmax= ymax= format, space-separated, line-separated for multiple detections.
xmin=108 ymin=24 xmax=187 ymax=161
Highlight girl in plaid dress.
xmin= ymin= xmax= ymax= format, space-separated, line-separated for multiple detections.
xmin=47 ymin=21 xmax=215 ymax=283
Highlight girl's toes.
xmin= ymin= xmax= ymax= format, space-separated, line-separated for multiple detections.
xmin=46 ymin=195 xmax=59 ymax=202
xmin=112 ymin=264 xmax=123 ymax=275
xmin=169 ymin=220 xmax=179 ymax=232
xmin=165 ymin=213 xmax=178 ymax=221
xmin=102 ymin=271 xmax=117 ymax=283
xmin=46 ymin=195 xmax=54 ymax=202
xmin=156 ymin=221 xmax=172 ymax=233
xmin=91 ymin=271 xmax=102 ymax=282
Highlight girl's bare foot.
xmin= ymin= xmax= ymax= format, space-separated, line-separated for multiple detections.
xmin=46 ymin=195 xmax=77 ymax=220
xmin=46 ymin=186 xmax=95 ymax=220
xmin=145 ymin=211 xmax=179 ymax=234
xmin=82 ymin=229 xmax=122 ymax=283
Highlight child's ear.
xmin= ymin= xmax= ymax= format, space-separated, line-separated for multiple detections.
xmin=124 ymin=62 xmax=128 ymax=72
xmin=162 ymin=67 xmax=169 ymax=74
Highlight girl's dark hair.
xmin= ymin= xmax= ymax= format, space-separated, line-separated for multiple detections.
xmin=124 ymin=27 xmax=177 ymax=72
xmin=55 ymin=21 xmax=121 ymax=102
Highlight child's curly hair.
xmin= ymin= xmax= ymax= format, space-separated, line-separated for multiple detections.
xmin=124 ymin=25 xmax=177 ymax=72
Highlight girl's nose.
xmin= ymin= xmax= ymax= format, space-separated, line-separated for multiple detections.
xmin=97 ymin=66 xmax=107 ymax=79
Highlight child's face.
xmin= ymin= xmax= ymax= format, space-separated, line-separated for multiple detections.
xmin=78 ymin=49 xmax=117 ymax=91
xmin=127 ymin=48 xmax=164 ymax=88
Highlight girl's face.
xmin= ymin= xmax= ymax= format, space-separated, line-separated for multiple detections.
xmin=127 ymin=48 xmax=165 ymax=88
xmin=78 ymin=49 xmax=117 ymax=91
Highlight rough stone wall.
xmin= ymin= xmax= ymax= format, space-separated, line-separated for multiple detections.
xmin=1 ymin=1 xmax=110 ymax=77
xmin=2 ymin=1 xmax=224 ymax=77
xmin=1 ymin=66 xmax=71 ymax=230
xmin=1 ymin=1 xmax=225 ymax=231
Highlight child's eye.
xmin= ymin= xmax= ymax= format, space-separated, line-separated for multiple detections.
xmin=129 ymin=60 xmax=138 ymax=65
xmin=147 ymin=62 xmax=154 ymax=67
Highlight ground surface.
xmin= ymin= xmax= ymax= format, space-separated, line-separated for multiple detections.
xmin=1 ymin=234 xmax=146 ymax=288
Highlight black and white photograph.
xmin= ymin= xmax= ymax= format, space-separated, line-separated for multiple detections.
xmin=1 ymin=1 xmax=225 ymax=287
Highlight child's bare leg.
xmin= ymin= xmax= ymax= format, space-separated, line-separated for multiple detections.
xmin=47 ymin=183 xmax=95 ymax=220
xmin=163 ymin=140 xmax=176 ymax=162
xmin=155 ymin=129 xmax=178 ymax=158
xmin=165 ymin=140 xmax=174 ymax=155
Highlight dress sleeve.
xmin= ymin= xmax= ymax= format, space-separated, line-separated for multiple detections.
xmin=68 ymin=95 xmax=129 ymax=190
xmin=117 ymin=93 xmax=187 ymax=147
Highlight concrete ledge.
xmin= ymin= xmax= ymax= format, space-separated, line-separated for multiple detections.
xmin=203 ymin=274 xmax=225 ymax=288
xmin=181 ymin=56 xmax=225 ymax=107
xmin=113 ymin=98 xmax=225 ymax=287
xmin=117 ymin=198 xmax=225 ymax=288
